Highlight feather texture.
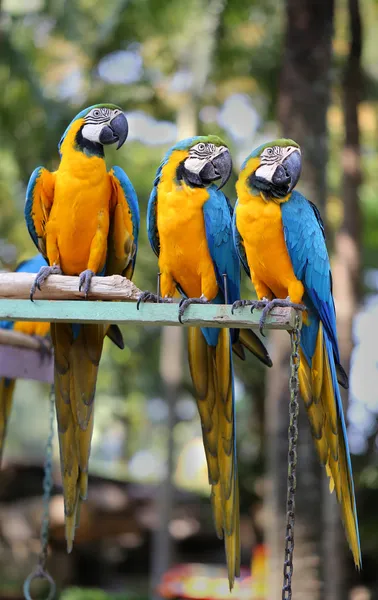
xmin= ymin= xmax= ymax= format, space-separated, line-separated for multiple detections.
xmin=147 ymin=141 xmax=272 ymax=588
xmin=188 ymin=327 xmax=240 ymax=587
xmin=234 ymin=174 xmax=361 ymax=568
xmin=24 ymin=112 xmax=139 ymax=551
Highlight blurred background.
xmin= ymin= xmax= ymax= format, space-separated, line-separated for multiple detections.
xmin=0 ymin=0 xmax=377 ymax=598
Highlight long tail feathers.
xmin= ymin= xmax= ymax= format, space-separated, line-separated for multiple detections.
xmin=298 ymin=322 xmax=361 ymax=568
xmin=51 ymin=322 xmax=105 ymax=552
xmin=232 ymin=329 xmax=272 ymax=367
xmin=188 ymin=327 xmax=240 ymax=590
xmin=0 ymin=378 xmax=16 ymax=466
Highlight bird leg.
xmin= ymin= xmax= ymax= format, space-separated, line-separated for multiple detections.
xmin=78 ymin=269 xmax=95 ymax=299
xmin=137 ymin=272 xmax=173 ymax=309
xmin=258 ymin=297 xmax=306 ymax=336
xmin=178 ymin=295 xmax=209 ymax=324
xmin=32 ymin=335 xmax=53 ymax=363
xmin=30 ymin=264 xmax=62 ymax=301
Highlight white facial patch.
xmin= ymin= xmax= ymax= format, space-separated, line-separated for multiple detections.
xmin=254 ymin=162 xmax=279 ymax=182
xmin=81 ymin=122 xmax=106 ymax=144
xmin=184 ymin=143 xmax=227 ymax=174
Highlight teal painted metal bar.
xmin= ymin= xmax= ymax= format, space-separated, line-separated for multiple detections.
xmin=0 ymin=299 xmax=300 ymax=331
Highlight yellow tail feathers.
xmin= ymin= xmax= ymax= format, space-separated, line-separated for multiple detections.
xmin=298 ymin=322 xmax=361 ymax=568
xmin=0 ymin=378 xmax=16 ymax=466
xmin=51 ymin=322 xmax=105 ymax=552
xmin=188 ymin=327 xmax=240 ymax=589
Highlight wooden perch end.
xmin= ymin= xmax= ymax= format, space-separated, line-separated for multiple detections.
xmin=0 ymin=272 xmax=141 ymax=301
xmin=0 ymin=328 xmax=49 ymax=351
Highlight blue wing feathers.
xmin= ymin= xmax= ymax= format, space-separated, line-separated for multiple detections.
xmin=25 ymin=167 xmax=44 ymax=251
xmin=147 ymin=151 xmax=172 ymax=258
xmin=147 ymin=185 xmax=160 ymax=257
xmin=110 ymin=166 xmax=140 ymax=278
xmin=202 ymin=187 xmax=241 ymax=347
xmin=232 ymin=204 xmax=250 ymax=278
xmin=281 ymin=191 xmax=341 ymax=365
xmin=111 ymin=166 xmax=140 ymax=243
xmin=203 ymin=187 xmax=241 ymax=306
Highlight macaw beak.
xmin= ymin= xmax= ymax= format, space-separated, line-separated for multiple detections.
xmin=199 ymin=149 xmax=233 ymax=190
xmin=251 ymin=148 xmax=301 ymax=198
xmin=273 ymin=149 xmax=302 ymax=193
xmin=99 ymin=112 xmax=129 ymax=149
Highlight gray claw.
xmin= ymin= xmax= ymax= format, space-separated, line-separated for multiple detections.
xmin=79 ymin=269 xmax=94 ymax=299
xmin=136 ymin=292 xmax=172 ymax=310
xmin=178 ymin=297 xmax=208 ymax=324
xmin=30 ymin=265 xmax=62 ymax=301
xmin=231 ymin=299 xmax=254 ymax=314
xmin=259 ymin=298 xmax=306 ymax=336
xmin=137 ymin=291 xmax=159 ymax=309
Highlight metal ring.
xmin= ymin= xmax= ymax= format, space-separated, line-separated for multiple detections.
xmin=23 ymin=567 xmax=56 ymax=600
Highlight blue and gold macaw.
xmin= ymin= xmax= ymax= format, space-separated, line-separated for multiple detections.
xmin=0 ymin=254 xmax=51 ymax=466
xmin=24 ymin=104 xmax=139 ymax=551
xmin=138 ymin=136 xmax=272 ymax=588
xmin=232 ymin=138 xmax=361 ymax=567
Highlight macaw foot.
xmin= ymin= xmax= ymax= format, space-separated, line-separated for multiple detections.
xmin=79 ymin=269 xmax=95 ymax=299
xmin=178 ymin=295 xmax=209 ymax=324
xmin=231 ymin=298 xmax=270 ymax=314
xmin=33 ymin=335 xmax=53 ymax=363
xmin=258 ymin=297 xmax=306 ymax=336
xmin=30 ymin=264 xmax=62 ymax=301
xmin=136 ymin=291 xmax=173 ymax=310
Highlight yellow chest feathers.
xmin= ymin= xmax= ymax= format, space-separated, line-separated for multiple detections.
xmin=156 ymin=150 xmax=210 ymax=246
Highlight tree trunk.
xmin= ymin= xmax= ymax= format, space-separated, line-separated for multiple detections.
xmin=265 ymin=1 xmax=335 ymax=598
xmin=278 ymin=0 xmax=335 ymax=210
xmin=329 ymin=1 xmax=363 ymax=598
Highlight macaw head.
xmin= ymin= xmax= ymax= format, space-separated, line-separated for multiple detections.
xmin=171 ymin=135 xmax=232 ymax=190
xmin=58 ymin=103 xmax=129 ymax=156
xmin=239 ymin=139 xmax=302 ymax=200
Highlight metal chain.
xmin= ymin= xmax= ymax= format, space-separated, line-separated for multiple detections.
xmin=24 ymin=384 xmax=57 ymax=600
xmin=282 ymin=313 xmax=301 ymax=600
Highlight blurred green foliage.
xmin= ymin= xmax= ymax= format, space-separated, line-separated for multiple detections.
xmin=2 ymin=0 xmax=378 ymax=594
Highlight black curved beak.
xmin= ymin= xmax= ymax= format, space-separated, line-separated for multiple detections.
xmin=199 ymin=149 xmax=233 ymax=190
xmin=99 ymin=112 xmax=129 ymax=149
xmin=278 ymin=149 xmax=302 ymax=193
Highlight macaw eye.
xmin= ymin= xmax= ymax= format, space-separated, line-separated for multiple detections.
xmin=197 ymin=143 xmax=206 ymax=151
xmin=93 ymin=109 xmax=101 ymax=117
xmin=266 ymin=148 xmax=273 ymax=155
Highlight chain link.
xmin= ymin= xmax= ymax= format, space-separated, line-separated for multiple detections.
xmin=24 ymin=384 xmax=56 ymax=600
xmin=282 ymin=313 xmax=301 ymax=600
